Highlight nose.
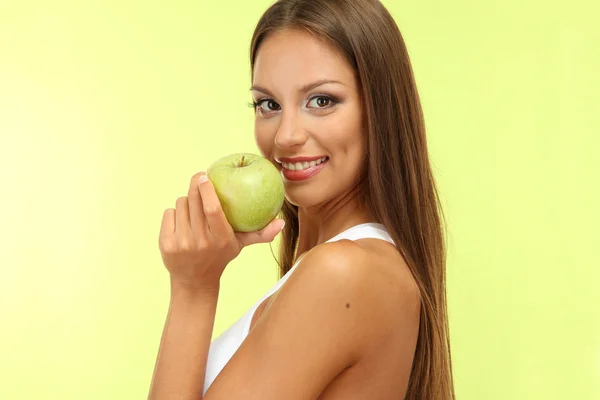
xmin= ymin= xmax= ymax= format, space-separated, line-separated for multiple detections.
xmin=274 ymin=109 xmax=308 ymax=149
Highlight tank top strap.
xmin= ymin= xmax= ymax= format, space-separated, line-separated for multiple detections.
xmin=324 ymin=222 xmax=396 ymax=246
xmin=284 ymin=222 xmax=395 ymax=277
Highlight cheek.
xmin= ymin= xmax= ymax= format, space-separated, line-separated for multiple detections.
xmin=345 ymin=110 xmax=366 ymax=155
xmin=325 ymin=110 xmax=364 ymax=153
xmin=254 ymin=121 xmax=276 ymax=156
xmin=335 ymin=113 xmax=367 ymax=175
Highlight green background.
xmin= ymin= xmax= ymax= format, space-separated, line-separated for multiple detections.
xmin=1 ymin=0 xmax=598 ymax=398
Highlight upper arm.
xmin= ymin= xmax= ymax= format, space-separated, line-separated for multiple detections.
xmin=203 ymin=241 xmax=396 ymax=400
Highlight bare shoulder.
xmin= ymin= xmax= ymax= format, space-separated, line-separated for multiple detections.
xmin=301 ymin=238 xmax=420 ymax=305
xmin=282 ymin=238 xmax=421 ymax=348
xmin=203 ymin=238 xmax=420 ymax=399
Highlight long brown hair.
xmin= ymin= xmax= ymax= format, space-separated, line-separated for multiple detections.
xmin=250 ymin=1 xmax=454 ymax=398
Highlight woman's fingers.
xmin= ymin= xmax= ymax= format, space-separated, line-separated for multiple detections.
xmin=175 ymin=196 xmax=192 ymax=241
xmin=158 ymin=170 xmax=248 ymax=288
xmin=197 ymin=174 xmax=234 ymax=243
xmin=188 ymin=172 xmax=208 ymax=242
xmin=236 ymin=218 xmax=285 ymax=247
xmin=159 ymin=208 xmax=176 ymax=250
xmin=167 ymin=170 xmax=276 ymax=254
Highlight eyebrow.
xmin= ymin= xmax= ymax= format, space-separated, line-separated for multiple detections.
xmin=249 ymin=79 xmax=345 ymax=95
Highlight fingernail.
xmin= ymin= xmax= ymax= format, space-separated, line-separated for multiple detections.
xmin=199 ymin=175 xmax=209 ymax=184
xmin=279 ymin=220 xmax=286 ymax=232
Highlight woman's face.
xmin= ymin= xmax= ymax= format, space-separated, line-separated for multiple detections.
xmin=252 ymin=29 xmax=366 ymax=208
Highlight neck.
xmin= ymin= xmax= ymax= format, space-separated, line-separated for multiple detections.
xmin=295 ymin=187 xmax=375 ymax=260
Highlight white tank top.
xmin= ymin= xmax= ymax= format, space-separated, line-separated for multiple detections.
xmin=203 ymin=222 xmax=396 ymax=395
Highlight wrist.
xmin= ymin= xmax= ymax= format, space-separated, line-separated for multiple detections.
xmin=169 ymin=277 xmax=220 ymax=300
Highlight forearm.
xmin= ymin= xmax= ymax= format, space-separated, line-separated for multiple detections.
xmin=148 ymin=282 xmax=219 ymax=400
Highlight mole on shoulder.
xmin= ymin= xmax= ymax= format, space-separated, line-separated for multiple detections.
xmin=345 ymin=303 xmax=350 ymax=308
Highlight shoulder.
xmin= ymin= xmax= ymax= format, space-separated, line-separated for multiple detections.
xmin=275 ymin=239 xmax=420 ymax=351
xmin=294 ymin=239 xmax=419 ymax=305
xmin=202 ymin=239 xmax=420 ymax=399
xmin=291 ymin=239 xmax=370 ymax=284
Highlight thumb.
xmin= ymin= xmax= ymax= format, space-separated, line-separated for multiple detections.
xmin=236 ymin=219 xmax=285 ymax=247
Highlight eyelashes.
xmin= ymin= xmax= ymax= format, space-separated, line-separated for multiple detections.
xmin=247 ymin=94 xmax=339 ymax=112
xmin=247 ymin=100 xmax=261 ymax=110
xmin=247 ymin=99 xmax=274 ymax=111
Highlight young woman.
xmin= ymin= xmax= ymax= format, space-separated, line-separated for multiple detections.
xmin=148 ymin=1 xmax=454 ymax=399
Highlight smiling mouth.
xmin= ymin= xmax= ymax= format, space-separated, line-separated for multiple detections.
xmin=280 ymin=156 xmax=329 ymax=171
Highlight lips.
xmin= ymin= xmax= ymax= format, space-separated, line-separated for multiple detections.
xmin=280 ymin=157 xmax=329 ymax=181
xmin=277 ymin=155 xmax=327 ymax=164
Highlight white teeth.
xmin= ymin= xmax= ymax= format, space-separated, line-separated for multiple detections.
xmin=282 ymin=156 xmax=328 ymax=171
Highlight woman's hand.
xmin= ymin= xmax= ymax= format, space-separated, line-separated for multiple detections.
xmin=159 ymin=171 xmax=285 ymax=292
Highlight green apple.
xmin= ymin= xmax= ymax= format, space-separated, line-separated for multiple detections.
xmin=206 ymin=153 xmax=285 ymax=232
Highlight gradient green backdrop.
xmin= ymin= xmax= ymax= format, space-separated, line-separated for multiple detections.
xmin=1 ymin=0 xmax=598 ymax=399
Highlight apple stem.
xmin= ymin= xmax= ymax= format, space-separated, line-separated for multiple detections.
xmin=240 ymin=155 xmax=245 ymax=167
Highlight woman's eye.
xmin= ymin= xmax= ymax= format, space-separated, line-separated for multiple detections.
xmin=307 ymin=96 xmax=334 ymax=109
xmin=257 ymin=99 xmax=280 ymax=112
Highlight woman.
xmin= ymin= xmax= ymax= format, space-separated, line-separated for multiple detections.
xmin=148 ymin=0 xmax=454 ymax=399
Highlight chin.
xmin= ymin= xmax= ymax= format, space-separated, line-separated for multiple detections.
xmin=283 ymin=188 xmax=328 ymax=209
